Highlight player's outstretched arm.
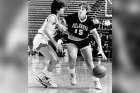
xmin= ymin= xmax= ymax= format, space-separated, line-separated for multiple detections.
xmin=91 ymin=28 xmax=107 ymax=59
xmin=57 ymin=18 xmax=68 ymax=34
xmin=42 ymin=15 xmax=58 ymax=47
xmin=39 ymin=15 xmax=63 ymax=52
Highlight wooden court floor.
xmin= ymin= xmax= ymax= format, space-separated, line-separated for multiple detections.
xmin=28 ymin=56 xmax=112 ymax=93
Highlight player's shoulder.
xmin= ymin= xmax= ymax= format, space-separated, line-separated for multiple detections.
xmin=48 ymin=14 xmax=57 ymax=18
xmin=87 ymin=16 xmax=93 ymax=23
xmin=45 ymin=14 xmax=57 ymax=23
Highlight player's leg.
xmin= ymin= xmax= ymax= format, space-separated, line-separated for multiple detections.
xmin=32 ymin=34 xmax=45 ymax=74
xmin=32 ymin=34 xmax=57 ymax=87
xmin=39 ymin=45 xmax=58 ymax=87
xmin=45 ymin=44 xmax=58 ymax=73
xmin=67 ymin=43 xmax=78 ymax=85
xmin=80 ymin=45 xmax=102 ymax=89
xmin=80 ymin=45 xmax=94 ymax=70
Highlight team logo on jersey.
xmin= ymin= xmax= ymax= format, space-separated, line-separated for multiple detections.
xmin=72 ymin=23 xmax=88 ymax=31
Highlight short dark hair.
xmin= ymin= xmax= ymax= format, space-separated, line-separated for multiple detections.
xmin=51 ymin=0 xmax=65 ymax=14
xmin=79 ymin=2 xmax=90 ymax=12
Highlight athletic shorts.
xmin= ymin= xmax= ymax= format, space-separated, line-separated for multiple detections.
xmin=67 ymin=38 xmax=90 ymax=49
xmin=33 ymin=33 xmax=49 ymax=50
xmin=33 ymin=33 xmax=65 ymax=57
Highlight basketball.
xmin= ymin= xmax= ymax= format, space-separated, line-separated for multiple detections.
xmin=93 ymin=65 xmax=107 ymax=78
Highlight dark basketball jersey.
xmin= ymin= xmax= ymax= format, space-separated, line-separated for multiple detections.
xmin=65 ymin=13 xmax=95 ymax=39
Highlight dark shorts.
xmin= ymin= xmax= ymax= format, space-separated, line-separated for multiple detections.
xmin=67 ymin=38 xmax=90 ymax=49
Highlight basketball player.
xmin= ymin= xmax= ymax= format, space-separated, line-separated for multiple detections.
xmin=64 ymin=2 xmax=107 ymax=89
xmin=33 ymin=0 xmax=67 ymax=87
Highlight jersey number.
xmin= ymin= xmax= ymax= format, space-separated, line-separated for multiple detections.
xmin=74 ymin=29 xmax=83 ymax=35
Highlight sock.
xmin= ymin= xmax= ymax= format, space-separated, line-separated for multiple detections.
xmin=69 ymin=68 xmax=76 ymax=75
xmin=92 ymin=76 xmax=100 ymax=82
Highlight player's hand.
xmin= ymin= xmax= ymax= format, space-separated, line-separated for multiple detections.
xmin=98 ymin=50 xmax=107 ymax=60
xmin=56 ymin=43 xmax=63 ymax=54
xmin=61 ymin=25 xmax=67 ymax=32
xmin=57 ymin=23 xmax=67 ymax=32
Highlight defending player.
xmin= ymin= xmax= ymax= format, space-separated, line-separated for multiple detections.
xmin=32 ymin=0 xmax=67 ymax=88
xmin=64 ymin=2 xmax=107 ymax=89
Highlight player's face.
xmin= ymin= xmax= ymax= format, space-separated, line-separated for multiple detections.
xmin=58 ymin=7 xmax=65 ymax=15
xmin=78 ymin=6 xmax=87 ymax=18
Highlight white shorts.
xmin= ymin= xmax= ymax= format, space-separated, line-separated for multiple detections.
xmin=33 ymin=33 xmax=58 ymax=61
xmin=33 ymin=33 xmax=49 ymax=50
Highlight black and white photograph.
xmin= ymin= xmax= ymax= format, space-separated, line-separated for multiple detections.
xmin=28 ymin=0 xmax=112 ymax=93
xmin=1 ymin=0 xmax=140 ymax=93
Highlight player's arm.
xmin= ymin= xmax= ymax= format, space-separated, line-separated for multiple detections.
xmin=57 ymin=20 xmax=67 ymax=32
xmin=57 ymin=17 xmax=68 ymax=35
xmin=41 ymin=16 xmax=58 ymax=47
xmin=45 ymin=16 xmax=64 ymax=52
xmin=91 ymin=28 xmax=107 ymax=59
xmin=56 ymin=18 xmax=67 ymax=44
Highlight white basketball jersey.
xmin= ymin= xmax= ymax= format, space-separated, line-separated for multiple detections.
xmin=38 ymin=14 xmax=58 ymax=40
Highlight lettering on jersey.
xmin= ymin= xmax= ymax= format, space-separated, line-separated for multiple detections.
xmin=72 ymin=23 xmax=88 ymax=31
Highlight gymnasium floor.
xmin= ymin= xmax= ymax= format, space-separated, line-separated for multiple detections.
xmin=28 ymin=56 xmax=112 ymax=93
